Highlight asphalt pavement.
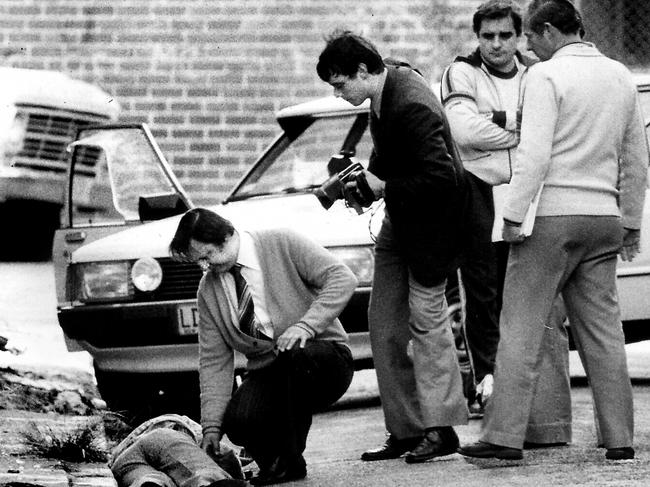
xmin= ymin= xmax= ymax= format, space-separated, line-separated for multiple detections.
xmin=3 ymin=383 xmax=650 ymax=487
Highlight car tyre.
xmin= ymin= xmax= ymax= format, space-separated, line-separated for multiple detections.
xmin=93 ymin=364 xmax=201 ymax=425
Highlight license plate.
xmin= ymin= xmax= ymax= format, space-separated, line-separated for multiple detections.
xmin=176 ymin=304 xmax=199 ymax=336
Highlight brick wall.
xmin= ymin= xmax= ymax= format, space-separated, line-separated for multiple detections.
xmin=1 ymin=0 xmax=495 ymax=205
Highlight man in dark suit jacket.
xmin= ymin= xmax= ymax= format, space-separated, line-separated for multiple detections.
xmin=317 ymin=31 xmax=478 ymax=463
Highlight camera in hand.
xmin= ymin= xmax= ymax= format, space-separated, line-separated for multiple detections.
xmin=314 ymin=155 xmax=375 ymax=214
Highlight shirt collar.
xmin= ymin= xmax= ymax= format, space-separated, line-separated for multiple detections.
xmin=236 ymin=230 xmax=260 ymax=270
xmin=481 ymin=55 xmax=519 ymax=79
xmin=552 ymin=41 xmax=597 ymax=58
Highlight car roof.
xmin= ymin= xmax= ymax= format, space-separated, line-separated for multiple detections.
xmin=277 ymin=71 xmax=650 ymax=120
xmin=276 ymin=96 xmax=369 ymax=120
xmin=0 ymin=67 xmax=119 ymax=118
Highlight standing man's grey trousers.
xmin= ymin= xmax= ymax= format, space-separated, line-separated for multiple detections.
xmin=482 ymin=216 xmax=633 ymax=450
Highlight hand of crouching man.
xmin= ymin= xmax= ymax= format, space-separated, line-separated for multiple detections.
xmin=201 ymin=430 xmax=223 ymax=456
xmin=276 ymin=324 xmax=314 ymax=352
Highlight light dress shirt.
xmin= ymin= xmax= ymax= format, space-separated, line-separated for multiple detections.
xmin=221 ymin=231 xmax=274 ymax=339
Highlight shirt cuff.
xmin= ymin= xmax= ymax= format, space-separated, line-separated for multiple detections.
xmin=202 ymin=425 xmax=222 ymax=436
xmin=295 ymin=322 xmax=316 ymax=338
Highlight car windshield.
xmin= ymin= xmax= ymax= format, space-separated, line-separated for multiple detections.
xmin=68 ymin=126 xmax=184 ymax=225
xmin=230 ymin=113 xmax=374 ymax=200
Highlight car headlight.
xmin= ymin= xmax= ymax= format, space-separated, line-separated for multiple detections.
xmin=328 ymin=246 xmax=374 ymax=287
xmin=0 ymin=111 xmax=27 ymax=168
xmin=131 ymin=257 xmax=163 ymax=292
xmin=75 ymin=261 xmax=133 ymax=302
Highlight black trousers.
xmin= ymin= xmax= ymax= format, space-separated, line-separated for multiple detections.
xmin=455 ymin=176 xmax=506 ymax=388
xmin=222 ymin=341 xmax=353 ymax=470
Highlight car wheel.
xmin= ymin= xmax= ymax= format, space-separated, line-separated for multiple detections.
xmin=0 ymin=200 xmax=60 ymax=261
xmin=93 ymin=364 xmax=201 ymax=425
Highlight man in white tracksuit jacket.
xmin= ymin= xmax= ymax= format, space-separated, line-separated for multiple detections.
xmin=441 ymin=0 xmax=571 ymax=446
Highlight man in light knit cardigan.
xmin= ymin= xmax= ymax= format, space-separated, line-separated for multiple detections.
xmin=459 ymin=0 xmax=648 ymax=462
xmin=170 ymin=208 xmax=357 ymax=485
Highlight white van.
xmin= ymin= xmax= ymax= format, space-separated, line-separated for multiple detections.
xmin=0 ymin=67 xmax=118 ymax=259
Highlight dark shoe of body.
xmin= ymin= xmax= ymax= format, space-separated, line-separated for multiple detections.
xmin=238 ymin=447 xmax=254 ymax=467
xmin=606 ymin=447 xmax=635 ymax=460
xmin=457 ymin=441 xmax=523 ymax=460
xmin=361 ymin=434 xmax=421 ymax=461
xmin=404 ymin=427 xmax=460 ymax=464
xmin=250 ymin=455 xmax=307 ymax=486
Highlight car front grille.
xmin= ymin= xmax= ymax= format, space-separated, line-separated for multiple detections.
xmin=134 ymin=258 xmax=204 ymax=301
xmin=11 ymin=104 xmax=109 ymax=175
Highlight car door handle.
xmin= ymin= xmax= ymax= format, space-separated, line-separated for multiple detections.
xmin=65 ymin=231 xmax=87 ymax=243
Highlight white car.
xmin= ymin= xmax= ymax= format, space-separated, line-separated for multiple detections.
xmin=53 ymin=74 xmax=650 ymax=417
xmin=53 ymin=103 xmax=380 ymax=417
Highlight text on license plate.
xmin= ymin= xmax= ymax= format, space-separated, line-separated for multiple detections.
xmin=176 ymin=304 xmax=199 ymax=336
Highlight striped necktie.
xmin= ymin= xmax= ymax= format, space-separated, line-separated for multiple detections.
xmin=229 ymin=265 xmax=268 ymax=340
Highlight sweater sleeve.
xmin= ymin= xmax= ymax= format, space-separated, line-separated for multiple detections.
xmin=441 ymin=63 xmax=517 ymax=151
xmin=618 ymin=94 xmax=649 ymax=229
xmin=197 ymin=281 xmax=235 ymax=435
xmin=504 ymin=68 xmax=556 ymax=223
xmin=283 ymin=230 xmax=357 ymax=335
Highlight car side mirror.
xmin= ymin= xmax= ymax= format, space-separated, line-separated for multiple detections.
xmin=138 ymin=193 xmax=189 ymax=222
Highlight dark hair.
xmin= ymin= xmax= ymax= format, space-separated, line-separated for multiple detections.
xmin=169 ymin=208 xmax=235 ymax=261
xmin=526 ymin=0 xmax=585 ymax=37
xmin=316 ymin=30 xmax=385 ymax=82
xmin=473 ymin=0 xmax=523 ymax=36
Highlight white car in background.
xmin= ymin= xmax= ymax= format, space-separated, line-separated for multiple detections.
xmin=53 ymin=74 xmax=650 ymax=419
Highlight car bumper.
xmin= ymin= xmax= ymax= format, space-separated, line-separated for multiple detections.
xmin=58 ymin=289 xmax=373 ymax=373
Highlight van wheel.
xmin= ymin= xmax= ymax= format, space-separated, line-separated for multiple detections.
xmin=0 ymin=200 xmax=61 ymax=261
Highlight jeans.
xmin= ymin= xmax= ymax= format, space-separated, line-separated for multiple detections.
xmin=111 ymin=428 xmax=233 ymax=487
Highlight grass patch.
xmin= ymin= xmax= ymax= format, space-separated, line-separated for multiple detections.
xmin=19 ymin=417 xmax=108 ymax=462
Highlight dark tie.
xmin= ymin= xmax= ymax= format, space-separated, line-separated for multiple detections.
xmin=229 ymin=265 xmax=268 ymax=340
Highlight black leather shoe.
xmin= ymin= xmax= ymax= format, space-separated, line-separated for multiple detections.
xmin=606 ymin=447 xmax=635 ymax=460
xmin=250 ymin=455 xmax=307 ymax=485
xmin=361 ymin=434 xmax=421 ymax=461
xmin=457 ymin=441 xmax=523 ymax=460
xmin=404 ymin=427 xmax=459 ymax=463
